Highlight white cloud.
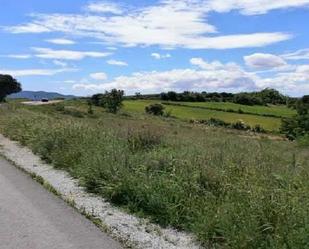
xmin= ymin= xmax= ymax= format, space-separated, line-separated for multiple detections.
xmin=73 ymin=57 xmax=309 ymax=96
xmin=107 ymin=59 xmax=128 ymax=66
xmin=90 ymin=72 xmax=108 ymax=80
xmin=86 ymin=2 xmax=123 ymax=14
xmin=281 ymin=48 xmax=309 ymax=60
xmin=3 ymin=1 xmax=293 ymax=49
xmin=74 ymin=58 xmax=258 ymax=94
xmin=32 ymin=47 xmax=111 ymax=60
xmin=53 ymin=60 xmax=68 ymax=67
xmin=0 ymin=68 xmax=75 ymax=77
xmin=7 ymin=54 xmax=32 ymax=59
xmin=244 ymin=53 xmax=287 ymax=69
xmin=46 ymin=38 xmax=76 ymax=45
xmin=206 ymin=0 xmax=309 ymax=15
xmin=151 ymin=53 xmax=171 ymax=59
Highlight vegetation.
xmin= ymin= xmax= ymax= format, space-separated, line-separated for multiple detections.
xmin=0 ymin=74 xmax=22 ymax=102
xmin=124 ymin=100 xmax=283 ymax=131
xmin=145 ymin=103 xmax=165 ymax=116
xmin=163 ymin=101 xmax=295 ymax=118
xmin=0 ymin=100 xmax=308 ymax=249
xmin=281 ymin=95 xmax=309 ymax=140
xmin=90 ymin=89 xmax=124 ymax=113
xmin=159 ymin=88 xmax=288 ymax=106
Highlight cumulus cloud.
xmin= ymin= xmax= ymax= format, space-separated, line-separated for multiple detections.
xmin=46 ymin=38 xmax=76 ymax=45
xmin=90 ymin=72 xmax=108 ymax=80
xmin=74 ymin=58 xmax=258 ymax=94
xmin=72 ymin=57 xmax=309 ymax=96
xmin=107 ymin=59 xmax=128 ymax=66
xmin=3 ymin=1 xmax=294 ymax=49
xmin=31 ymin=47 xmax=111 ymax=60
xmin=151 ymin=53 xmax=171 ymax=59
xmin=244 ymin=53 xmax=287 ymax=69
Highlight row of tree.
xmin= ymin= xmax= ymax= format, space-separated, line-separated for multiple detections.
xmin=160 ymin=88 xmax=288 ymax=106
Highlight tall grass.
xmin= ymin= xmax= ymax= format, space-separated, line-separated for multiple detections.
xmin=0 ymin=105 xmax=308 ymax=249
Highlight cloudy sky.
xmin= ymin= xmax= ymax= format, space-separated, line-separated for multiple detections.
xmin=1 ymin=0 xmax=309 ymax=96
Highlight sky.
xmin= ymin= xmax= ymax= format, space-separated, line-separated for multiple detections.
xmin=0 ymin=0 xmax=309 ymax=97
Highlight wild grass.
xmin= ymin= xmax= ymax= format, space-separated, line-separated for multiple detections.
xmin=0 ymin=101 xmax=308 ymax=249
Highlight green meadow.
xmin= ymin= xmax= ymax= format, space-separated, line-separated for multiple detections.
xmin=123 ymin=100 xmax=288 ymax=131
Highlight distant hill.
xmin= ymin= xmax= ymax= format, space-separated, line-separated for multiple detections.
xmin=8 ymin=91 xmax=77 ymax=100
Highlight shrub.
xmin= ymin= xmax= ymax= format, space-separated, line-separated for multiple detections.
xmin=252 ymin=124 xmax=265 ymax=133
xmin=231 ymin=120 xmax=250 ymax=130
xmin=145 ymin=103 xmax=165 ymax=116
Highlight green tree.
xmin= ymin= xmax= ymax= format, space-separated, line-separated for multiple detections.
xmin=0 ymin=74 xmax=22 ymax=102
xmin=100 ymin=89 xmax=124 ymax=113
xmin=281 ymin=95 xmax=309 ymax=140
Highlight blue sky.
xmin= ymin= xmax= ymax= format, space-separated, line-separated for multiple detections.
xmin=0 ymin=0 xmax=309 ymax=96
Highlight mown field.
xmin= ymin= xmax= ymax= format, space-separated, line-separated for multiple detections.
xmin=123 ymin=100 xmax=294 ymax=131
xmin=0 ymin=100 xmax=308 ymax=249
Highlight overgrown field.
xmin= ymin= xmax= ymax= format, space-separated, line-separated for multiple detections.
xmin=123 ymin=100 xmax=290 ymax=131
xmin=1 ymin=101 xmax=308 ymax=249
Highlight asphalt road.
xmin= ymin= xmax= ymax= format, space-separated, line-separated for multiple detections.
xmin=0 ymin=157 xmax=123 ymax=249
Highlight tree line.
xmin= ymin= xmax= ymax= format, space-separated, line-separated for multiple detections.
xmin=160 ymin=88 xmax=288 ymax=106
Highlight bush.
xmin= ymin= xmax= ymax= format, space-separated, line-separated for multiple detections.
xmin=231 ymin=120 xmax=250 ymax=130
xmin=145 ymin=103 xmax=165 ymax=116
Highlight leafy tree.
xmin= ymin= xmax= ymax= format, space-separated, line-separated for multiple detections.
xmin=233 ymin=93 xmax=263 ymax=106
xmin=259 ymin=88 xmax=287 ymax=105
xmin=281 ymin=95 xmax=309 ymax=140
xmin=0 ymin=74 xmax=22 ymax=102
xmin=100 ymin=89 xmax=124 ymax=113
xmin=145 ymin=103 xmax=165 ymax=116
xmin=90 ymin=93 xmax=104 ymax=106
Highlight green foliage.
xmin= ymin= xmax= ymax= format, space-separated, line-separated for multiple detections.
xmin=160 ymin=88 xmax=288 ymax=106
xmin=0 ymin=74 xmax=22 ymax=102
xmin=281 ymin=96 xmax=309 ymax=140
xmin=145 ymin=103 xmax=165 ymax=116
xmin=92 ymin=89 xmax=124 ymax=113
xmin=233 ymin=93 xmax=263 ymax=106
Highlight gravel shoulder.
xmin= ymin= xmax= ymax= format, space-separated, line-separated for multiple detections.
xmin=0 ymin=134 xmax=201 ymax=249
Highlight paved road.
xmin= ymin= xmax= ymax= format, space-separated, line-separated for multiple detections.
xmin=0 ymin=157 xmax=123 ymax=249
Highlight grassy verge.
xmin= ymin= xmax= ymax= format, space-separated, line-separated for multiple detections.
xmin=0 ymin=102 xmax=308 ymax=249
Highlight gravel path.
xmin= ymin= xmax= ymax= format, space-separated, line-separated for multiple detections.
xmin=0 ymin=156 xmax=123 ymax=249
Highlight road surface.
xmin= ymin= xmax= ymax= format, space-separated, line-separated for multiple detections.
xmin=0 ymin=157 xmax=123 ymax=249
xmin=21 ymin=100 xmax=63 ymax=106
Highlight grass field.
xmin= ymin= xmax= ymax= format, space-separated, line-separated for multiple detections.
xmin=0 ymin=100 xmax=308 ymax=249
xmin=165 ymin=101 xmax=296 ymax=118
xmin=123 ymin=100 xmax=286 ymax=131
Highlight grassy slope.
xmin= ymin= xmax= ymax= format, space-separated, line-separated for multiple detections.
xmin=124 ymin=100 xmax=284 ymax=131
xmin=1 ymin=101 xmax=308 ymax=249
